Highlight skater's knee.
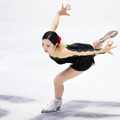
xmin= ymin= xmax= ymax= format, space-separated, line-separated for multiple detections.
xmin=54 ymin=75 xmax=63 ymax=86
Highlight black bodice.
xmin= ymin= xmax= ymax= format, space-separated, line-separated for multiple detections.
xmin=49 ymin=43 xmax=95 ymax=71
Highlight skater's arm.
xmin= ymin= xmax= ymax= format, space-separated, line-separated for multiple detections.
xmin=49 ymin=4 xmax=71 ymax=32
xmin=49 ymin=12 xmax=60 ymax=32
xmin=57 ymin=41 xmax=116 ymax=58
xmin=58 ymin=48 xmax=105 ymax=58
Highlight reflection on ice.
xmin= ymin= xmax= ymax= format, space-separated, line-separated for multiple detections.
xmin=0 ymin=109 xmax=9 ymax=118
xmin=31 ymin=100 xmax=120 ymax=120
xmin=0 ymin=95 xmax=34 ymax=103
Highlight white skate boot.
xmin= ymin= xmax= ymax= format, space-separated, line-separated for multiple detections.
xmin=41 ymin=98 xmax=62 ymax=113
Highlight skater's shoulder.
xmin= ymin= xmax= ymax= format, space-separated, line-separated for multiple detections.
xmin=59 ymin=43 xmax=67 ymax=48
xmin=49 ymin=43 xmax=67 ymax=58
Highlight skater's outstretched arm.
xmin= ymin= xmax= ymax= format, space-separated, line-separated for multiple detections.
xmin=49 ymin=4 xmax=71 ymax=32
xmin=53 ymin=41 xmax=116 ymax=58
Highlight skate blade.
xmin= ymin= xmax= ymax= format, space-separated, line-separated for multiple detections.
xmin=41 ymin=107 xmax=61 ymax=113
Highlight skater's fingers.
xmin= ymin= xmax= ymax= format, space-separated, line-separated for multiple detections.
xmin=110 ymin=41 xmax=114 ymax=46
xmin=66 ymin=13 xmax=70 ymax=16
xmin=107 ymin=41 xmax=114 ymax=48
xmin=64 ymin=4 xmax=71 ymax=10
xmin=67 ymin=4 xmax=71 ymax=10
xmin=62 ymin=3 xmax=64 ymax=9
xmin=108 ymin=40 xmax=114 ymax=46
xmin=111 ymin=46 xmax=117 ymax=49
xmin=65 ymin=4 xmax=69 ymax=9
xmin=107 ymin=40 xmax=110 ymax=45
xmin=109 ymin=51 xmax=113 ymax=55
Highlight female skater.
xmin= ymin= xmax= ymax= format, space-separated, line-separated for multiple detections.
xmin=41 ymin=4 xmax=118 ymax=113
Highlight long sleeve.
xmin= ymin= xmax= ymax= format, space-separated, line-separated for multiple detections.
xmin=57 ymin=47 xmax=105 ymax=58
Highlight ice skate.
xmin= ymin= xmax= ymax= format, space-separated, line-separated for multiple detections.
xmin=99 ymin=30 xmax=118 ymax=43
xmin=41 ymin=98 xmax=62 ymax=113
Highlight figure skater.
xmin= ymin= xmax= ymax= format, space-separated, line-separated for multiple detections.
xmin=41 ymin=4 xmax=118 ymax=113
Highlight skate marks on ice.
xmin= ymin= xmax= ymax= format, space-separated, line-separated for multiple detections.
xmin=0 ymin=95 xmax=34 ymax=103
xmin=0 ymin=95 xmax=35 ymax=118
xmin=31 ymin=100 xmax=120 ymax=120
xmin=0 ymin=109 xmax=9 ymax=118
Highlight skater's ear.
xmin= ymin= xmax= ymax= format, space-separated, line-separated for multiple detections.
xmin=55 ymin=43 xmax=59 ymax=48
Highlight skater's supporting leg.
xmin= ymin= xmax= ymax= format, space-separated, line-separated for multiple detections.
xmin=41 ymin=67 xmax=84 ymax=113
xmin=54 ymin=67 xmax=84 ymax=99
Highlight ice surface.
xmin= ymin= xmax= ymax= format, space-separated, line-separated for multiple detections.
xmin=0 ymin=0 xmax=120 ymax=119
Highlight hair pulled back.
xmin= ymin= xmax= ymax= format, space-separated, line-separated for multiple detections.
xmin=42 ymin=31 xmax=59 ymax=45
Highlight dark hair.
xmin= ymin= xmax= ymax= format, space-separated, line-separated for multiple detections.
xmin=42 ymin=31 xmax=59 ymax=45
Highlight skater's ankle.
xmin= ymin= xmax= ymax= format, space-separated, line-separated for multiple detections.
xmin=55 ymin=97 xmax=62 ymax=100
xmin=98 ymin=38 xmax=104 ymax=43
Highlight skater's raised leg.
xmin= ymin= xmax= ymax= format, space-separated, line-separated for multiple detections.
xmin=92 ymin=30 xmax=118 ymax=49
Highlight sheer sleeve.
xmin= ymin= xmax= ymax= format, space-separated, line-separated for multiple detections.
xmin=57 ymin=47 xmax=105 ymax=58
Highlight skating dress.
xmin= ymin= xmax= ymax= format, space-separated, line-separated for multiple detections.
xmin=49 ymin=43 xmax=102 ymax=71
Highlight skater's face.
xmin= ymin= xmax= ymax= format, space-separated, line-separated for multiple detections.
xmin=42 ymin=39 xmax=56 ymax=53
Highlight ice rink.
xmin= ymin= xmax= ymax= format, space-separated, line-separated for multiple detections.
xmin=0 ymin=0 xmax=120 ymax=120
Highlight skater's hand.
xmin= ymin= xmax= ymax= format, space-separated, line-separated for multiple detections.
xmin=58 ymin=4 xmax=71 ymax=16
xmin=103 ymin=41 xmax=117 ymax=55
